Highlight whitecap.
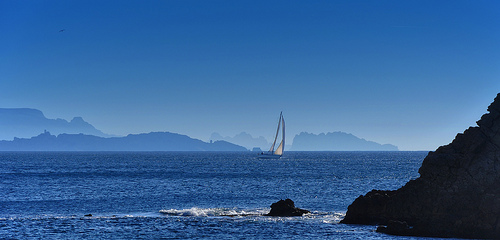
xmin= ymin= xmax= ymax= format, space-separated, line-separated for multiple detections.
xmin=159 ymin=207 xmax=268 ymax=217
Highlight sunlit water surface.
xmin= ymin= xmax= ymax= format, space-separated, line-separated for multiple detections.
xmin=0 ymin=151 xmax=463 ymax=239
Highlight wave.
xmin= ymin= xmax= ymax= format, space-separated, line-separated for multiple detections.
xmin=1 ymin=209 xmax=345 ymax=224
xmin=158 ymin=207 xmax=345 ymax=222
xmin=159 ymin=207 xmax=268 ymax=217
xmin=0 ymin=212 xmax=160 ymax=221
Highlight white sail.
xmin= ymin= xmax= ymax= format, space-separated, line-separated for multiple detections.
xmin=274 ymin=141 xmax=283 ymax=155
xmin=258 ymin=112 xmax=285 ymax=159
xmin=268 ymin=113 xmax=281 ymax=152
xmin=273 ymin=114 xmax=285 ymax=155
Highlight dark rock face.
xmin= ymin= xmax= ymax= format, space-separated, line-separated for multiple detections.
xmin=266 ymin=199 xmax=310 ymax=216
xmin=377 ymin=220 xmax=411 ymax=236
xmin=341 ymin=93 xmax=500 ymax=239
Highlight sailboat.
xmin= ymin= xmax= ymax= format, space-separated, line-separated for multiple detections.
xmin=258 ymin=112 xmax=285 ymax=159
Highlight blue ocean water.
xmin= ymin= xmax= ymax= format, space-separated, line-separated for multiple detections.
xmin=0 ymin=151 xmax=460 ymax=239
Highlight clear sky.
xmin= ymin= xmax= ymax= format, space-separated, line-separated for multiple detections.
xmin=1 ymin=1 xmax=499 ymax=150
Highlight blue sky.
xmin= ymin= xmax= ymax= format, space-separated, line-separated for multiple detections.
xmin=1 ymin=1 xmax=499 ymax=150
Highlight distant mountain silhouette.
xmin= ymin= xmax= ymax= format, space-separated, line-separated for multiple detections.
xmin=291 ymin=132 xmax=398 ymax=151
xmin=0 ymin=108 xmax=397 ymax=151
xmin=210 ymin=132 xmax=270 ymax=150
xmin=0 ymin=108 xmax=110 ymax=140
xmin=0 ymin=131 xmax=247 ymax=151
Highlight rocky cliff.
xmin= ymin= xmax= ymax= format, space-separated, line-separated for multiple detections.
xmin=340 ymin=93 xmax=500 ymax=239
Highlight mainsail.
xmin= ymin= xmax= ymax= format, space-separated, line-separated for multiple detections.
xmin=273 ymin=113 xmax=285 ymax=155
xmin=258 ymin=112 xmax=285 ymax=159
xmin=269 ymin=112 xmax=281 ymax=152
xmin=267 ymin=112 xmax=284 ymax=155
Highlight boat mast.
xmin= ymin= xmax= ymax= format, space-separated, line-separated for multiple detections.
xmin=274 ymin=113 xmax=285 ymax=156
xmin=282 ymin=114 xmax=285 ymax=151
xmin=269 ymin=112 xmax=282 ymax=152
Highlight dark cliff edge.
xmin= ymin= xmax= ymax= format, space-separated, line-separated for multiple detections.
xmin=340 ymin=93 xmax=500 ymax=239
xmin=0 ymin=131 xmax=247 ymax=151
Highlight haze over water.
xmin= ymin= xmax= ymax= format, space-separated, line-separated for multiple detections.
xmin=2 ymin=1 xmax=500 ymax=150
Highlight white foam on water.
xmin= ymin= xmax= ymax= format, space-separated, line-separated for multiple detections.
xmin=159 ymin=207 xmax=268 ymax=217
xmin=158 ymin=207 xmax=345 ymax=223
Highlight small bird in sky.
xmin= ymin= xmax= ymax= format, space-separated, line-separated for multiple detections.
xmin=59 ymin=29 xmax=65 ymax=33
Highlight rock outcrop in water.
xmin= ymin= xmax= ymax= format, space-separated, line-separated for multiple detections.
xmin=341 ymin=93 xmax=500 ymax=239
xmin=266 ymin=199 xmax=310 ymax=216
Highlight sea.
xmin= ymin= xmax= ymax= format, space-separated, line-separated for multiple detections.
xmin=0 ymin=151 xmax=464 ymax=239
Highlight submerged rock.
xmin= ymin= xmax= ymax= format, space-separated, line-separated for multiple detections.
xmin=341 ymin=93 xmax=500 ymax=239
xmin=266 ymin=199 xmax=310 ymax=216
xmin=377 ymin=220 xmax=411 ymax=236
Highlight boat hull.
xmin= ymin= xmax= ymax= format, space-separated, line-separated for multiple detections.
xmin=257 ymin=153 xmax=282 ymax=159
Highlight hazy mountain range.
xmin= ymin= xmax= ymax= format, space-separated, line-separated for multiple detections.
xmin=0 ymin=108 xmax=110 ymax=140
xmin=0 ymin=108 xmax=399 ymax=151
xmin=212 ymin=131 xmax=399 ymax=151
xmin=0 ymin=131 xmax=246 ymax=151
xmin=210 ymin=132 xmax=271 ymax=150
xmin=291 ymin=132 xmax=398 ymax=151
